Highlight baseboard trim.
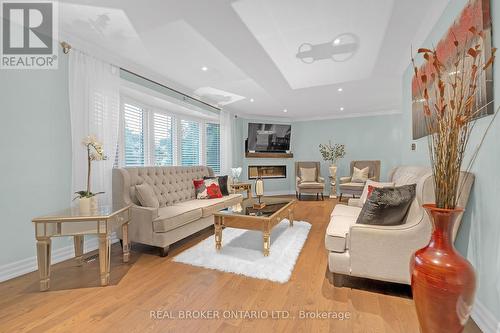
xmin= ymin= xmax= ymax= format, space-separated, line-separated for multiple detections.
xmin=472 ymin=299 xmax=500 ymax=333
xmin=0 ymin=234 xmax=119 ymax=283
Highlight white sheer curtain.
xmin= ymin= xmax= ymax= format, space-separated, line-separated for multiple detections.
xmin=69 ymin=50 xmax=120 ymax=206
xmin=219 ymin=109 xmax=234 ymax=175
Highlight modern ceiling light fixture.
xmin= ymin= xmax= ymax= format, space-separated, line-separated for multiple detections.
xmin=337 ymin=88 xmax=343 ymax=92
xmin=283 ymin=109 xmax=288 ymax=113
xmin=296 ymin=33 xmax=360 ymax=64
xmin=340 ymin=107 xmax=345 ymax=111
xmin=250 ymin=98 xmax=254 ymax=102
xmin=201 ymin=66 xmax=208 ymax=71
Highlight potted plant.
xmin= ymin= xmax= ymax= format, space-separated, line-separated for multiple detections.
xmin=319 ymin=141 xmax=345 ymax=198
xmin=74 ymin=136 xmax=107 ymax=213
xmin=410 ymin=26 xmax=497 ymax=332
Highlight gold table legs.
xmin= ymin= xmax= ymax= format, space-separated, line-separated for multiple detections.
xmin=98 ymin=234 xmax=111 ymax=286
xmin=74 ymin=235 xmax=84 ymax=266
xmin=215 ymin=216 xmax=223 ymax=251
xmin=122 ymin=223 xmax=130 ymax=263
xmin=36 ymin=237 xmax=51 ymax=291
xmin=263 ymin=231 xmax=270 ymax=256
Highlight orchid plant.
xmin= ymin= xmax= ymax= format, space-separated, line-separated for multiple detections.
xmin=74 ymin=135 xmax=108 ymax=199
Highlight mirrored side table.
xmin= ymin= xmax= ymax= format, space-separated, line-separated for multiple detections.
xmin=32 ymin=205 xmax=131 ymax=291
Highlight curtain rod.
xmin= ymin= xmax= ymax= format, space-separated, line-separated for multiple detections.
xmin=60 ymin=41 xmax=221 ymax=112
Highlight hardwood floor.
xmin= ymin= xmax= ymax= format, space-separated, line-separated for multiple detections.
xmin=0 ymin=198 xmax=482 ymax=333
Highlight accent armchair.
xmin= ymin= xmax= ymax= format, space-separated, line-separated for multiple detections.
xmin=339 ymin=160 xmax=381 ymax=201
xmin=295 ymin=161 xmax=325 ymax=200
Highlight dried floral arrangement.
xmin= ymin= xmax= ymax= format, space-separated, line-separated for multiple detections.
xmin=319 ymin=141 xmax=346 ymax=165
xmin=412 ymin=27 xmax=497 ymax=209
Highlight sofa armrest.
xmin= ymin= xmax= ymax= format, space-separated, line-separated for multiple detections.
xmin=131 ymin=205 xmax=158 ymax=222
xmin=318 ymin=176 xmax=325 ymax=183
xmin=339 ymin=176 xmax=351 ymax=184
xmin=347 ymin=221 xmax=430 ymax=284
xmin=348 ymin=198 xmax=363 ymax=207
xmin=296 ymin=176 xmax=302 ymax=184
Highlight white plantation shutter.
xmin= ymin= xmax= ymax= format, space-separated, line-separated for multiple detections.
xmin=180 ymin=119 xmax=200 ymax=166
xmin=153 ymin=113 xmax=174 ymax=166
xmin=123 ymin=103 xmax=145 ymax=166
xmin=205 ymin=123 xmax=220 ymax=174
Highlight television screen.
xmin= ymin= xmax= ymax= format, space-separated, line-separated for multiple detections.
xmin=247 ymin=123 xmax=291 ymax=152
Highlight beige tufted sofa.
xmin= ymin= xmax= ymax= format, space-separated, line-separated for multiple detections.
xmin=113 ymin=166 xmax=242 ymax=256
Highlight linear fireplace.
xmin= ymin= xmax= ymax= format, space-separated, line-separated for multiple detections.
xmin=248 ymin=165 xmax=287 ymax=179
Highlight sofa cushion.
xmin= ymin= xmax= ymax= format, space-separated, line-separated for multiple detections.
xmin=330 ymin=204 xmax=362 ymax=218
xmin=298 ymin=181 xmax=324 ymax=189
xmin=325 ymin=204 xmax=361 ymax=252
xmin=339 ymin=182 xmax=365 ymax=191
xmin=153 ymin=206 xmax=203 ymax=233
xmin=175 ymin=194 xmax=243 ymax=217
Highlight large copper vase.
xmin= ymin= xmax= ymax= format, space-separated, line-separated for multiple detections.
xmin=410 ymin=204 xmax=476 ymax=333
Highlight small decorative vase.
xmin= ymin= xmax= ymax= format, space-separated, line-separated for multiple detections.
xmin=410 ymin=204 xmax=476 ymax=333
xmin=79 ymin=197 xmax=91 ymax=214
xmin=90 ymin=196 xmax=98 ymax=212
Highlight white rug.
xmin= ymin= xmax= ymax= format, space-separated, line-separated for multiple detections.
xmin=173 ymin=220 xmax=311 ymax=283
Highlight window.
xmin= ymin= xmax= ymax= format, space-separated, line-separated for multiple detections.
xmin=123 ymin=103 xmax=145 ymax=166
xmin=153 ymin=113 xmax=174 ymax=166
xmin=119 ymin=95 xmax=220 ymax=171
xmin=205 ymin=123 xmax=220 ymax=173
xmin=180 ymin=119 xmax=200 ymax=166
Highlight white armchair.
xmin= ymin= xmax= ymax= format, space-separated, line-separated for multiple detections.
xmin=325 ymin=166 xmax=475 ymax=286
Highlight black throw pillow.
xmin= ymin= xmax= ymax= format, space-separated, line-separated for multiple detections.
xmin=204 ymin=175 xmax=229 ymax=196
xmin=356 ymin=184 xmax=416 ymax=226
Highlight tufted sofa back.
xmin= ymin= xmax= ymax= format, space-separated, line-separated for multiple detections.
xmin=113 ymin=166 xmax=214 ymax=208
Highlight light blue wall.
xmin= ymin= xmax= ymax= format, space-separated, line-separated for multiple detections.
xmin=233 ymin=113 xmax=403 ymax=195
xmin=400 ymin=0 xmax=500 ymax=321
xmin=0 ymin=56 xmax=73 ymax=266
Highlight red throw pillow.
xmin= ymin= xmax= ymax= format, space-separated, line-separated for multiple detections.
xmin=193 ymin=178 xmax=222 ymax=199
xmin=367 ymin=185 xmax=376 ymax=199
xmin=193 ymin=179 xmax=207 ymax=199
xmin=206 ymin=183 xmax=222 ymax=198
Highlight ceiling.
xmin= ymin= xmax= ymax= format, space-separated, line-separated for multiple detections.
xmin=60 ymin=0 xmax=449 ymax=120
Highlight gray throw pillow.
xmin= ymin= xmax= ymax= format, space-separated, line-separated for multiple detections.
xmin=135 ymin=183 xmax=160 ymax=208
xmin=356 ymin=184 xmax=416 ymax=226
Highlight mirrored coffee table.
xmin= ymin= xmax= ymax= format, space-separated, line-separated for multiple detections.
xmin=213 ymin=197 xmax=295 ymax=256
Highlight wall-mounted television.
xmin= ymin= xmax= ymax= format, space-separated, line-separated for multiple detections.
xmin=247 ymin=123 xmax=291 ymax=153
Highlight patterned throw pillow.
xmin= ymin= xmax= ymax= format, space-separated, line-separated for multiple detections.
xmin=203 ymin=175 xmax=229 ymax=196
xmin=193 ymin=179 xmax=223 ymax=199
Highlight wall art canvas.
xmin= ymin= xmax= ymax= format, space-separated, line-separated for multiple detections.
xmin=412 ymin=0 xmax=494 ymax=140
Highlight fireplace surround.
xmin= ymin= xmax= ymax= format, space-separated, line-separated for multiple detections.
xmin=248 ymin=165 xmax=287 ymax=179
